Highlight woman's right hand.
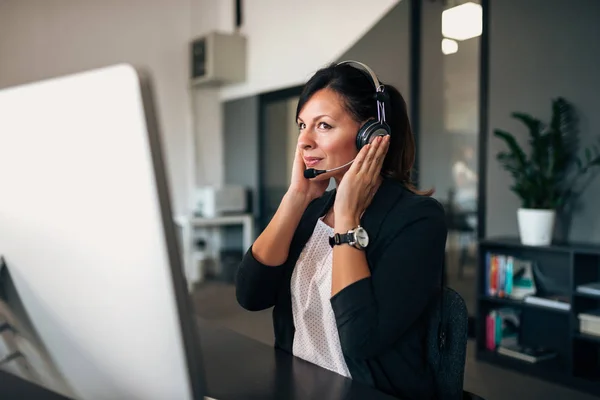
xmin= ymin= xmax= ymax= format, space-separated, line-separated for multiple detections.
xmin=251 ymin=146 xmax=329 ymax=267
xmin=287 ymin=146 xmax=329 ymax=203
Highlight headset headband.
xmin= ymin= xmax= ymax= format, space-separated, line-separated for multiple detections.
xmin=336 ymin=60 xmax=382 ymax=90
xmin=336 ymin=60 xmax=387 ymax=126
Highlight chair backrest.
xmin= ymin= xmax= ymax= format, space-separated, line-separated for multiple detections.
xmin=426 ymin=286 xmax=469 ymax=400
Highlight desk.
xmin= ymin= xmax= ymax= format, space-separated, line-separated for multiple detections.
xmin=189 ymin=214 xmax=254 ymax=252
xmin=0 ymin=319 xmax=398 ymax=400
xmin=175 ymin=214 xmax=254 ymax=289
xmin=197 ymin=319 xmax=397 ymax=400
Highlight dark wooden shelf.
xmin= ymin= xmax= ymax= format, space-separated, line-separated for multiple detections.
xmin=573 ymin=291 xmax=600 ymax=300
xmin=523 ymin=301 xmax=571 ymax=314
xmin=476 ymin=349 xmax=566 ymax=379
xmin=478 ymin=295 xmax=523 ymax=307
xmin=477 ymin=349 xmax=600 ymax=397
xmin=479 ymin=296 xmax=571 ymax=314
xmin=477 ymin=237 xmax=600 ymax=398
xmin=480 ymin=236 xmax=600 ymax=255
xmin=574 ymin=332 xmax=600 ymax=344
xmin=572 ymin=376 xmax=600 ymax=395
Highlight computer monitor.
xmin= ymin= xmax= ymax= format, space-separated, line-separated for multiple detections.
xmin=0 ymin=64 xmax=206 ymax=399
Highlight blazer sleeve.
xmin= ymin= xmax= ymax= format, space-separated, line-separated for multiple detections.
xmin=330 ymin=198 xmax=447 ymax=360
xmin=234 ymin=245 xmax=289 ymax=311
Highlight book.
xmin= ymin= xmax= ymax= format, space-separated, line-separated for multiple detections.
xmin=490 ymin=255 xmax=498 ymax=296
xmin=497 ymin=344 xmax=557 ymax=363
xmin=485 ymin=307 xmax=521 ymax=350
xmin=510 ymin=258 xmax=537 ymax=299
xmin=579 ymin=309 xmax=600 ymax=337
xmin=485 ymin=253 xmax=536 ymax=299
xmin=504 ymin=256 xmax=514 ymax=296
xmin=486 ymin=310 xmax=497 ymax=351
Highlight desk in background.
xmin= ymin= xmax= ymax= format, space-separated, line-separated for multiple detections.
xmin=175 ymin=214 xmax=254 ymax=289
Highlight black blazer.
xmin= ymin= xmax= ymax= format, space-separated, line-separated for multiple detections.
xmin=235 ymin=178 xmax=448 ymax=400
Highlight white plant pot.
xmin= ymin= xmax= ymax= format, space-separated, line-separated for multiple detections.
xmin=517 ymin=208 xmax=556 ymax=246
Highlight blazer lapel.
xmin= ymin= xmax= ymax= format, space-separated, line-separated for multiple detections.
xmin=360 ymin=178 xmax=406 ymax=246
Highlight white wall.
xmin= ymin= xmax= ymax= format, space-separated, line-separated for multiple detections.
xmin=0 ymin=0 xmax=402 ymax=212
xmin=220 ymin=0 xmax=401 ymax=101
xmin=0 ymin=0 xmax=195 ymax=215
xmin=189 ymin=0 xmax=236 ymax=189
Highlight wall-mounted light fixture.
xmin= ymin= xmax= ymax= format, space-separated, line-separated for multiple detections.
xmin=442 ymin=2 xmax=482 ymax=41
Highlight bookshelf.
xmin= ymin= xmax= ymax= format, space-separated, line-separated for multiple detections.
xmin=476 ymin=237 xmax=600 ymax=397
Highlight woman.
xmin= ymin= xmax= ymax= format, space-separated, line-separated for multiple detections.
xmin=235 ymin=61 xmax=447 ymax=400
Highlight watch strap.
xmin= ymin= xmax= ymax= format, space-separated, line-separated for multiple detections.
xmin=329 ymin=232 xmax=353 ymax=247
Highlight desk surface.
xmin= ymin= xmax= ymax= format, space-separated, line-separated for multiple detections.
xmin=0 ymin=368 xmax=71 ymax=399
xmin=0 ymin=319 xmax=397 ymax=400
xmin=197 ymin=319 xmax=397 ymax=400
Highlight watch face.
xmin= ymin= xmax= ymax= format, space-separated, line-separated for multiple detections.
xmin=355 ymin=227 xmax=369 ymax=248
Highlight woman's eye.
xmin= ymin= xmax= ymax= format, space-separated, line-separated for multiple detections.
xmin=318 ymin=122 xmax=332 ymax=129
xmin=298 ymin=122 xmax=306 ymax=130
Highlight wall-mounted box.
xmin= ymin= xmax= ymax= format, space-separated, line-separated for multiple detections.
xmin=190 ymin=31 xmax=246 ymax=87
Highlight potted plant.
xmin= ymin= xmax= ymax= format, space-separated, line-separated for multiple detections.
xmin=494 ymin=97 xmax=600 ymax=246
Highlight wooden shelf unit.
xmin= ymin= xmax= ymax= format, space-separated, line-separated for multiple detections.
xmin=476 ymin=237 xmax=600 ymax=397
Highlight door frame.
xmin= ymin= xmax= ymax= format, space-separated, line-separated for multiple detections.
xmin=257 ymin=85 xmax=304 ymax=231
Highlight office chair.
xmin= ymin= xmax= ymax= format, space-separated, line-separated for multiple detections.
xmin=426 ymin=286 xmax=485 ymax=400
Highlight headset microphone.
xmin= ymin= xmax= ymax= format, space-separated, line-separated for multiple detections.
xmin=303 ymin=159 xmax=354 ymax=179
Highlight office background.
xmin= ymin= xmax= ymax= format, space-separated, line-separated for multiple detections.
xmin=1 ymin=1 xmax=599 ymax=399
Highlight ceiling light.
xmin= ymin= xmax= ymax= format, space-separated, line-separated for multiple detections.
xmin=441 ymin=38 xmax=458 ymax=55
xmin=442 ymin=2 xmax=482 ymax=41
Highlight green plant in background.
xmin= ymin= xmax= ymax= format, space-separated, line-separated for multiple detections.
xmin=494 ymin=97 xmax=600 ymax=209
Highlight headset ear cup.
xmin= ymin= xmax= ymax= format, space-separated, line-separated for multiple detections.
xmin=356 ymin=120 xmax=378 ymax=150
xmin=356 ymin=120 xmax=391 ymax=150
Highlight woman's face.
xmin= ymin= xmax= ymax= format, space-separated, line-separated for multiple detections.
xmin=296 ymin=88 xmax=361 ymax=181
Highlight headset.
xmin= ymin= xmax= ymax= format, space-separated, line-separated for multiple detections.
xmin=304 ymin=60 xmax=391 ymax=179
xmin=338 ymin=60 xmax=391 ymax=150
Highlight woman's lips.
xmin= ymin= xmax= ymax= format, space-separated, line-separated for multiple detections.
xmin=303 ymin=157 xmax=322 ymax=167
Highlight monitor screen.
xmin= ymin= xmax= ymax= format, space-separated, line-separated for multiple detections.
xmin=0 ymin=64 xmax=205 ymax=400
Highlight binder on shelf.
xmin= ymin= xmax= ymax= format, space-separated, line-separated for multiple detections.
xmin=578 ymin=309 xmax=600 ymax=337
xmin=497 ymin=344 xmax=557 ymax=364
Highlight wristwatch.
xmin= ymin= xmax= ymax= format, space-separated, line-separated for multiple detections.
xmin=329 ymin=226 xmax=369 ymax=250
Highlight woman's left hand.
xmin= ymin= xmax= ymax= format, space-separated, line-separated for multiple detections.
xmin=334 ymin=135 xmax=390 ymax=227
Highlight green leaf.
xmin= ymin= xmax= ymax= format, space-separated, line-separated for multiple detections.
xmin=494 ymin=129 xmax=528 ymax=169
xmin=586 ymin=147 xmax=592 ymax=162
xmin=512 ymin=113 xmax=543 ymax=140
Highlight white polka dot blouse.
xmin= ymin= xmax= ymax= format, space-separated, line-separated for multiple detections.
xmin=290 ymin=217 xmax=351 ymax=379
